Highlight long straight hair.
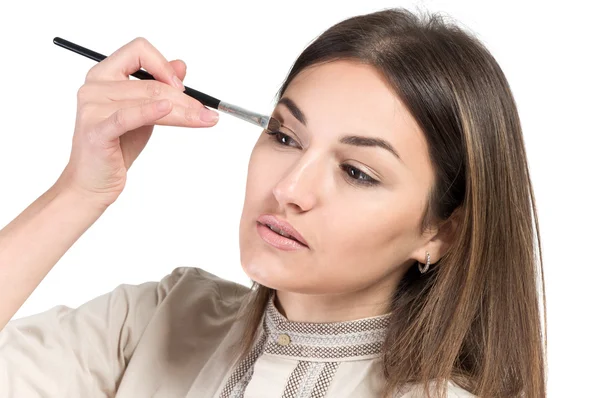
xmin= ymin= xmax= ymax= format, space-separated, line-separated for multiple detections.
xmin=234 ymin=8 xmax=546 ymax=397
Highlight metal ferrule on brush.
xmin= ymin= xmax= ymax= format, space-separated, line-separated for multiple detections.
xmin=218 ymin=101 xmax=271 ymax=130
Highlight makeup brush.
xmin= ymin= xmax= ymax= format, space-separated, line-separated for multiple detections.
xmin=53 ymin=37 xmax=281 ymax=132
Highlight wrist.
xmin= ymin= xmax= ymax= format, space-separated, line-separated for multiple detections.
xmin=48 ymin=182 xmax=112 ymax=214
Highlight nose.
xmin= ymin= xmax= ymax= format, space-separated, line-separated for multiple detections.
xmin=272 ymin=159 xmax=319 ymax=213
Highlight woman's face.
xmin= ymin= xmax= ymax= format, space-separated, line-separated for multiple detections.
xmin=239 ymin=60 xmax=437 ymax=296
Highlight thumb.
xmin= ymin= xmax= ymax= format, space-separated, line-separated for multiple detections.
xmin=169 ymin=59 xmax=187 ymax=83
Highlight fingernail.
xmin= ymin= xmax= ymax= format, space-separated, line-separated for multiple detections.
xmin=201 ymin=110 xmax=219 ymax=123
xmin=172 ymin=75 xmax=184 ymax=90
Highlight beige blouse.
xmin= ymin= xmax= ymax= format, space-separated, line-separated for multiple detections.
xmin=0 ymin=266 xmax=476 ymax=397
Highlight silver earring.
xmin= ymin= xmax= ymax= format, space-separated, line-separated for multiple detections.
xmin=418 ymin=252 xmax=430 ymax=274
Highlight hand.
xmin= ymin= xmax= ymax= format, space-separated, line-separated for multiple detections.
xmin=55 ymin=37 xmax=219 ymax=208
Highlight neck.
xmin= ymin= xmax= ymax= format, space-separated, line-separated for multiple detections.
xmin=274 ymin=278 xmax=398 ymax=323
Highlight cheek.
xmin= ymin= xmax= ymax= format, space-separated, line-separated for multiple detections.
xmin=325 ymin=210 xmax=412 ymax=254
xmin=240 ymin=145 xmax=282 ymax=246
xmin=318 ymin=201 xmax=421 ymax=270
xmin=246 ymin=140 xmax=286 ymax=186
xmin=243 ymin=146 xmax=274 ymax=203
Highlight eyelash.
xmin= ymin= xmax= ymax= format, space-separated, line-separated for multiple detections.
xmin=265 ymin=130 xmax=380 ymax=187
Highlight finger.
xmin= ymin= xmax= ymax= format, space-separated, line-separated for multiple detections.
xmin=95 ymin=98 xmax=219 ymax=128
xmin=83 ymin=80 xmax=201 ymax=109
xmin=94 ymin=99 xmax=173 ymax=143
xmin=85 ymin=37 xmax=184 ymax=92
xmin=79 ymin=79 xmax=220 ymax=121
xmin=170 ymin=59 xmax=187 ymax=82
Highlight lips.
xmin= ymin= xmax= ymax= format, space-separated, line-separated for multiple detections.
xmin=256 ymin=214 xmax=309 ymax=247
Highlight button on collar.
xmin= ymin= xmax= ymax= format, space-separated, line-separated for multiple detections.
xmin=277 ymin=333 xmax=291 ymax=346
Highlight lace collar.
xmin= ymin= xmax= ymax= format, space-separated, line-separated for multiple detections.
xmin=260 ymin=293 xmax=392 ymax=362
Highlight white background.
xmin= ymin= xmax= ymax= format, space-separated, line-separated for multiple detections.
xmin=0 ymin=0 xmax=598 ymax=396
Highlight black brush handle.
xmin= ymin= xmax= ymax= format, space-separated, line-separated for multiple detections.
xmin=53 ymin=37 xmax=221 ymax=109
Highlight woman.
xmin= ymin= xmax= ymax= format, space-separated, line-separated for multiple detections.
xmin=0 ymin=7 xmax=546 ymax=398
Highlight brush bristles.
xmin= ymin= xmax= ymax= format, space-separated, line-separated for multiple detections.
xmin=267 ymin=117 xmax=281 ymax=132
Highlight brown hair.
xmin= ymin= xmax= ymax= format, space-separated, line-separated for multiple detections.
xmin=235 ymin=7 xmax=546 ymax=397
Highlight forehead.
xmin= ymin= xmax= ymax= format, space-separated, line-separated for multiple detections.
xmin=280 ymin=60 xmax=428 ymax=168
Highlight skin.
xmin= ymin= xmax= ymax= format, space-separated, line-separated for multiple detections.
xmin=239 ymin=60 xmax=456 ymax=323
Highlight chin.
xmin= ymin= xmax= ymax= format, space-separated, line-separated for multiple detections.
xmin=240 ymin=259 xmax=272 ymax=286
xmin=239 ymin=234 xmax=304 ymax=289
xmin=240 ymin=259 xmax=309 ymax=292
xmin=240 ymin=258 xmax=288 ymax=289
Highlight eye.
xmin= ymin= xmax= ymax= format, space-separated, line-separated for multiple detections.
xmin=265 ymin=130 xmax=301 ymax=149
xmin=340 ymin=164 xmax=379 ymax=187
xmin=265 ymin=129 xmax=380 ymax=187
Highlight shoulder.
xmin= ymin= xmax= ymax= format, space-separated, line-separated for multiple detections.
xmin=396 ymin=380 xmax=477 ymax=398
xmin=446 ymin=381 xmax=477 ymax=398
xmin=157 ymin=266 xmax=251 ymax=303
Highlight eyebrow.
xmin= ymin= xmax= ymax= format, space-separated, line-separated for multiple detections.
xmin=277 ymin=97 xmax=403 ymax=162
xmin=279 ymin=97 xmax=307 ymax=126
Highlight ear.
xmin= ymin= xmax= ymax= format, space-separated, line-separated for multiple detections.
xmin=411 ymin=207 xmax=462 ymax=264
